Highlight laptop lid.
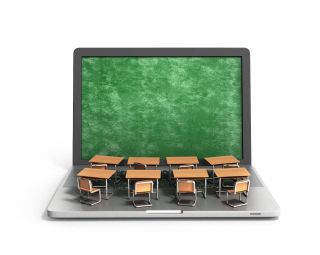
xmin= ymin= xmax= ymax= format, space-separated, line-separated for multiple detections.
xmin=73 ymin=48 xmax=251 ymax=166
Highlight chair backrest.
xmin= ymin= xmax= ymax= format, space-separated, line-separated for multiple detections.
xmin=133 ymin=162 xmax=147 ymax=169
xmin=223 ymin=163 xmax=239 ymax=168
xmin=177 ymin=180 xmax=196 ymax=193
xmin=178 ymin=164 xmax=194 ymax=170
xmin=77 ymin=178 xmax=92 ymax=192
xmin=135 ymin=181 xmax=153 ymax=194
xmin=234 ymin=180 xmax=250 ymax=193
xmin=91 ymin=164 xmax=108 ymax=170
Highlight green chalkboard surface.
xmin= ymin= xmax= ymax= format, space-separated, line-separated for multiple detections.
xmin=81 ymin=57 xmax=242 ymax=160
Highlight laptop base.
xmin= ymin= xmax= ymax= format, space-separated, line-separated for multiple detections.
xmin=47 ymin=166 xmax=280 ymax=219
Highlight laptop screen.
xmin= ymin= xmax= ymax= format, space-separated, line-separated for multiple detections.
xmin=73 ymin=48 xmax=251 ymax=164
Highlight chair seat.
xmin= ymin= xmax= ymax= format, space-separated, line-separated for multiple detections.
xmin=134 ymin=191 xmax=151 ymax=195
xmin=81 ymin=187 xmax=99 ymax=193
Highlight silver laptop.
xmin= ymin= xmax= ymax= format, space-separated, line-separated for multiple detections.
xmin=47 ymin=48 xmax=280 ymax=218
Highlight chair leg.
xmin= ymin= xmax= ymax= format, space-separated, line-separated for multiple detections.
xmin=90 ymin=190 xmax=102 ymax=206
xmin=226 ymin=192 xmax=228 ymax=203
xmin=79 ymin=189 xmax=101 ymax=206
xmin=226 ymin=192 xmax=248 ymax=208
xmin=132 ymin=192 xmax=152 ymax=208
xmin=192 ymin=192 xmax=197 ymax=207
xmin=177 ymin=192 xmax=197 ymax=207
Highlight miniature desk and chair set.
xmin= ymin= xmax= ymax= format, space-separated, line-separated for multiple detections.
xmin=76 ymin=154 xmax=251 ymax=208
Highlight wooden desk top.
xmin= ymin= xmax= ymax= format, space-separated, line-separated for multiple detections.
xmin=77 ymin=168 xmax=116 ymax=179
xmin=173 ymin=169 xmax=209 ymax=179
xmin=204 ymin=155 xmax=240 ymax=165
xmin=89 ymin=155 xmax=124 ymax=165
xmin=166 ymin=156 xmax=199 ymax=165
xmin=127 ymin=157 xmax=160 ymax=165
xmin=126 ymin=170 xmax=161 ymax=179
xmin=213 ymin=167 xmax=250 ymax=178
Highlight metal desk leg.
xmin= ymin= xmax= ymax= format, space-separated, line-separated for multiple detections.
xmin=204 ymin=178 xmax=207 ymax=198
xmin=105 ymin=179 xmax=108 ymax=199
xmin=217 ymin=177 xmax=222 ymax=198
xmin=243 ymin=176 xmax=249 ymax=197
xmin=114 ymin=164 xmax=121 ymax=185
xmin=156 ymin=179 xmax=159 ymax=199
xmin=127 ymin=179 xmax=130 ymax=199
xmin=101 ymin=179 xmax=113 ymax=200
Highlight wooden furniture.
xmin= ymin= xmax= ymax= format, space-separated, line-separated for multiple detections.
xmin=172 ymin=169 xmax=209 ymax=198
xmin=166 ymin=156 xmax=199 ymax=166
xmin=213 ymin=167 xmax=250 ymax=198
xmin=77 ymin=178 xmax=101 ymax=205
xmin=89 ymin=155 xmax=124 ymax=169
xmin=166 ymin=156 xmax=199 ymax=179
xmin=132 ymin=181 xmax=154 ymax=208
xmin=77 ymin=168 xmax=116 ymax=199
xmin=127 ymin=157 xmax=160 ymax=168
xmin=125 ymin=170 xmax=161 ymax=199
xmin=176 ymin=180 xmax=197 ymax=206
xmin=204 ymin=155 xmax=240 ymax=168
xmin=205 ymin=155 xmax=240 ymax=188
xmin=226 ymin=180 xmax=250 ymax=207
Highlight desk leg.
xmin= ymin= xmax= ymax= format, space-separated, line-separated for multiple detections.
xmin=128 ymin=179 xmax=130 ymax=199
xmin=101 ymin=179 xmax=113 ymax=200
xmin=217 ymin=178 xmax=222 ymax=198
xmin=106 ymin=179 xmax=109 ymax=199
xmin=114 ymin=165 xmax=118 ymax=185
xmin=156 ymin=179 xmax=159 ymax=200
xmin=243 ymin=176 xmax=249 ymax=197
xmin=204 ymin=178 xmax=207 ymax=198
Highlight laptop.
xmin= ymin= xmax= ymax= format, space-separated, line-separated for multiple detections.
xmin=47 ymin=48 xmax=280 ymax=218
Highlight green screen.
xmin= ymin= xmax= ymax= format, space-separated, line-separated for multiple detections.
xmin=81 ymin=57 xmax=242 ymax=160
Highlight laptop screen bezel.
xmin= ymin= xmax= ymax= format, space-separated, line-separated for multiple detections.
xmin=73 ymin=48 xmax=251 ymax=165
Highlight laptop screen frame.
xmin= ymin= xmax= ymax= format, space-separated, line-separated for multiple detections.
xmin=73 ymin=48 xmax=251 ymax=165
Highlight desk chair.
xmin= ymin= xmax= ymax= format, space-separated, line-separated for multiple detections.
xmin=222 ymin=163 xmax=240 ymax=188
xmin=168 ymin=165 xmax=195 ymax=185
xmin=77 ymin=178 xmax=101 ymax=206
xmin=226 ymin=180 xmax=250 ymax=208
xmin=176 ymin=180 xmax=197 ymax=207
xmin=133 ymin=162 xmax=147 ymax=169
xmin=132 ymin=181 xmax=154 ymax=208
xmin=90 ymin=164 xmax=112 ymax=188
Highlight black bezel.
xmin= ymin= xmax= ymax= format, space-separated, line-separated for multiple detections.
xmin=73 ymin=48 xmax=251 ymax=165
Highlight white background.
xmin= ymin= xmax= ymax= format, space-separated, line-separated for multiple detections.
xmin=1 ymin=0 xmax=319 ymax=254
